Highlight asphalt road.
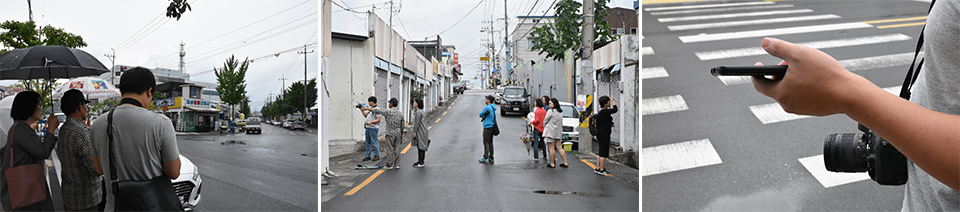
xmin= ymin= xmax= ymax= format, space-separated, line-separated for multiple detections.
xmin=322 ymin=90 xmax=640 ymax=211
xmin=642 ymin=0 xmax=931 ymax=211
xmin=176 ymin=124 xmax=319 ymax=211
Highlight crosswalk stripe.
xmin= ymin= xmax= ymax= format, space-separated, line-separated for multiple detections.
xmin=658 ymin=9 xmax=812 ymax=23
xmin=642 ymin=67 xmax=669 ymax=79
xmin=749 ymin=86 xmax=902 ymax=124
xmin=644 ymin=1 xmax=774 ymax=11
xmin=718 ymin=53 xmax=916 ymax=85
xmin=798 ymin=155 xmax=870 ymax=188
xmin=643 ymin=139 xmax=722 ymax=177
xmin=696 ymin=33 xmax=911 ymax=60
xmin=649 ymin=4 xmax=793 ymax=16
xmin=642 ymin=46 xmax=655 ymax=55
xmin=668 ymin=14 xmax=840 ymax=31
xmin=680 ymin=22 xmax=873 ymax=43
xmin=642 ymin=95 xmax=688 ymax=115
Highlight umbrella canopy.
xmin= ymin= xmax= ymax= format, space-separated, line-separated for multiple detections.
xmin=51 ymin=77 xmax=121 ymax=100
xmin=0 ymin=45 xmax=108 ymax=80
xmin=0 ymin=94 xmax=16 ymax=147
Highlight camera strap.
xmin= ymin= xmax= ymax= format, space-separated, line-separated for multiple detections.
xmin=899 ymin=0 xmax=936 ymax=100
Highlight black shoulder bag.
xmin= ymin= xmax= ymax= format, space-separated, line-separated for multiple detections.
xmin=482 ymin=105 xmax=500 ymax=136
xmin=108 ymin=109 xmax=183 ymax=211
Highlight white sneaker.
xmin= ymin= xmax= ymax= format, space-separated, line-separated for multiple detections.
xmin=384 ymin=165 xmax=394 ymax=170
xmin=533 ymin=158 xmax=539 ymax=162
xmin=394 ymin=165 xmax=400 ymax=169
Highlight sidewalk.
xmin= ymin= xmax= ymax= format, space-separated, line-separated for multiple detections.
xmin=573 ymin=151 xmax=640 ymax=191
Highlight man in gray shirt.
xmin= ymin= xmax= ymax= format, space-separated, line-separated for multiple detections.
xmin=360 ymin=96 xmax=381 ymax=161
xmin=91 ymin=67 xmax=181 ymax=212
xmin=361 ymin=98 xmax=403 ymax=170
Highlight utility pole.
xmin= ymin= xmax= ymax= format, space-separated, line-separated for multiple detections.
xmin=279 ymin=77 xmax=288 ymax=96
xmin=27 ymin=0 xmax=33 ymax=22
xmin=179 ymin=42 xmax=187 ymax=73
xmin=104 ymin=48 xmax=116 ymax=85
xmin=503 ymin=0 xmax=510 ymax=85
xmin=579 ymin=0 xmax=596 ymax=152
xmin=298 ymin=44 xmax=314 ymax=121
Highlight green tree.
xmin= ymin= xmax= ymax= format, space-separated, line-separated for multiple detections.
xmin=529 ymin=0 xmax=617 ymax=62
xmin=282 ymin=78 xmax=317 ymax=119
xmin=214 ymin=55 xmax=249 ymax=119
xmin=240 ymin=96 xmax=251 ymax=118
xmin=0 ymin=20 xmax=87 ymax=111
xmin=166 ymin=0 xmax=193 ymax=20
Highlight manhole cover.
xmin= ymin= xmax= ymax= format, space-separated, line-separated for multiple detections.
xmin=220 ymin=140 xmax=246 ymax=145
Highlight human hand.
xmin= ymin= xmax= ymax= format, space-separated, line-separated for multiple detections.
xmin=47 ymin=114 xmax=59 ymax=132
xmin=751 ymin=37 xmax=874 ymax=116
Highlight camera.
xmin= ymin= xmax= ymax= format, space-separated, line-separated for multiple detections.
xmin=356 ymin=103 xmax=364 ymax=109
xmin=823 ymin=123 xmax=908 ymax=185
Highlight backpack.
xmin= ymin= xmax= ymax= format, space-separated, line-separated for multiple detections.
xmin=589 ymin=114 xmax=599 ymax=135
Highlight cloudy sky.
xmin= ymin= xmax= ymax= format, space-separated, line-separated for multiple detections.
xmin=0 ymin=0 xmax=319 ymax=111
xmin=328 ymin=0 xmax=636 ymax=86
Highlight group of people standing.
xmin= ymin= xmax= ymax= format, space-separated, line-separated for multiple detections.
xmin=359 ymin=96 xmax=430 ymax=169
xmin=526 ymin=95 xmax=617 ymax=174
xmin=0 ymin=67 xmax=184 ymax=211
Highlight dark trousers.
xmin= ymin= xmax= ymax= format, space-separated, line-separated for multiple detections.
xmin=417 ymin=149 xmax=426 ymax=163
xmin=483 ymin=128 xmax=494 ymax=159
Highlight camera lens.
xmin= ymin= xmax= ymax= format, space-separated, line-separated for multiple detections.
xmin=823 ymin=133 xmax=870 ymax=172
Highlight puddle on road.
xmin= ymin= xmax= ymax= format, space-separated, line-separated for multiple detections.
xmin=533 ymin=190 xmax=591 ymax=197
xmin=220 ymin=140 xmax=247 ymax=145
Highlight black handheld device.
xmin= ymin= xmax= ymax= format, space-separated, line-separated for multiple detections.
xmin=711 ymin=65 xmax=787 ymax=77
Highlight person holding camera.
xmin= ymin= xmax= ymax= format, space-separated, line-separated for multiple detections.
xmin=750 ymin=2 xmax=959 ymax=209
xmin=358 ymin=96 xmax=381 ymax=162
xmin=360 ymin=98 xmax=403 ymax=170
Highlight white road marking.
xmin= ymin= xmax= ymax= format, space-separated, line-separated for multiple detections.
xmin=749 ymin=103 xmax=810 ymax=124
xmin=642 ymin=67 xmax=669 ymax=79
xmin=659 ymin=9 xmax=813 ymax=23
xmin=645 ymin=1 xmax=774 ymax=11
xmin=696 ymin=34 xmax=911 ymax=60
xmin=668 ymin=14 xmax=840 ymax=31
xmin=718 ymin=53 xmax=916 ymax=85
xmin=642 ymin=95 xmax=688 ymax=115
xmin=642 ymin=46 xmax=655 ymax=55
xmin=749 ymin=86 xmax=902 ymax=124
xmin=643 ymin=139 xmax=723 ymax=177
xmin=681 ymin=22 xmax=873 ymax=43
xmin=650 ymin=4 xmax=793 ymax=16
xmin=799 ymin=155 xmax=870 ymax=188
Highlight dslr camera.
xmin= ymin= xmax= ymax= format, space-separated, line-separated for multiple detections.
xmin=823 ymin=123 xmax=907 ymax=185
xmin=356 ymin=103 xmax=364 ymax=109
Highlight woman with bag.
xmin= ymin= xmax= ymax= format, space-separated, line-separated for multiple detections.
xmin=543 ymin=98 xmax=568 ymax=168
xmin=411 ymin=98 xmax=430 ymax=168
xmin=0 ymin=91 xmax=58 ymax=211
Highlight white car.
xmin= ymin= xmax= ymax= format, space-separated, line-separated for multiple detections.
xmin=526 ymin=101 xmax=580 ymax=141
xmin=172 ymin=155 xmax=203 ymax=211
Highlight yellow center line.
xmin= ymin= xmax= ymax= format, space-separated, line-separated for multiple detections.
xmin=435 ymin=118 xmax=441 ymax=123
xmin=442 ymin=111 xmax=447 ymax=115
xmin=447 ymin=106 xmax=451 ymax=110
xmin=522 ymin=117 xmax=528 ymax=121
xmin=452 ymin=102 xmax=456 ymax=106
xmin=344 ymin=170 xmax=384 ymax=196
xmin=862 ymin=16 xmax=927 ymax=24
xmin=400 ymin=143 xmax=412 ymax=154
xmin=579 ymin=159 xmax=613 ymax=177
xmin=877 ymin=22 xmax=925 ymax=29
xmin=428 ymin=126 xmax=432 ymax=130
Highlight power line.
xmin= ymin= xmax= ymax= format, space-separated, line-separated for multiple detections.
xmin=113 ymin=13 xmax=165 ymax=49
xmin=515 ymin=0 xmax=558 ymax=40
xmin=116 ymin=18 xmax=172 ymax=53
xmin=142 ymin=0 xmax=314 ymax=65
xmin=508 ymin=0 xmax=541 ymax=39
xmin=170 ymin=12 xmax=318 ymax=67
xmin=191 ymin=43 xmax=317 ymax=76
xmin=182 ymin=20 xmax=317 ymax=67
xmin=426 ymin=0 xmax=485 ymax=37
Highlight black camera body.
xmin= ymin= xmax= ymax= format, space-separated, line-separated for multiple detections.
xmin=823 ymin=123 xmax=908 ymax=185
xmin=356 ymin=103 xmax=364 ymax=109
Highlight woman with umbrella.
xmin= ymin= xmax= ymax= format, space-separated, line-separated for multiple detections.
xmin=0 ymin=91 xmax=59 ymax=211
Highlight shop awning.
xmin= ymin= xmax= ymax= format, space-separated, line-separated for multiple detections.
xmin=184 ymin=105 xmax=220 ymax=113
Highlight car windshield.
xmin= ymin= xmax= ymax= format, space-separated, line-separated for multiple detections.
xmin=504 ymin=88 xmax=524 ymax=96
xmin=247 ymin=120 xmax=260 ymax=125
xmin=560 ymin=105 xmax=578 ymax=118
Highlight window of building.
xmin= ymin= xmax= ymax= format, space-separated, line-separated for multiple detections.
xmin=527 ymin=37 xmax=539 ymax=50
xmin=616 ymin=28 xmax=624 ymax=35
xmin=631 ymin=28 xmax=638 ymax=34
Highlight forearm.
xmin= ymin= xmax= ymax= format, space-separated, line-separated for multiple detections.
xmin=843 ymin=83 xmax=960 ymax=191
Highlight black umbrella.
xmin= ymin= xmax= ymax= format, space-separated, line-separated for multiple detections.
xmin=0 ymin=45 xmax=110 ymax=115
xmin=0 ymin=45 xmax=109 ymax=80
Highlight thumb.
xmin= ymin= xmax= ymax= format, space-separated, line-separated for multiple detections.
xmin=762 ymin=38 xmax=799 ymax=61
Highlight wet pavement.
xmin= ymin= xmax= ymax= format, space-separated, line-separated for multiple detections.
xmin=176 ymin=124 xmax=318 ymax=211
xmin=321 ymin=90 xmax=640 ymax=211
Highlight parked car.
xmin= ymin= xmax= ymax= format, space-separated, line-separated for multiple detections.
xmin=453 ymin=82 xmax=466 ymax=94
xmin=292 ymin=121 xmax=305 ymax=131
xmin=282 ymin=120 xmax=294 ymax=129
xmin=499 ymin=86 xmax=530 ymax=116
xmin=526 ymin=101 xmax=580 ymax=142
xmin=244 ymin=120 xmax=262 ymax=134
xmin=172 ymin=155 xmax=203 ymax=211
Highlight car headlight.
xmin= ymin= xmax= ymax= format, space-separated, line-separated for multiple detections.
xmin=192 ymin=165 xmax=199 ymax=181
